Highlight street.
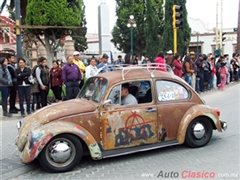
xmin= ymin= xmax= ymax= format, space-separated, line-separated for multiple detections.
xmin=0 ymin=83 xmax=239 ymax=180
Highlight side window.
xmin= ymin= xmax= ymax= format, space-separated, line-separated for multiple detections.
xmin=107 ymin=81 xmax=152 ymax=106
xmin=108 ymin=85 xmax=121 ymax=105
xmin=156 ymin=80 xmax=189 ymax=102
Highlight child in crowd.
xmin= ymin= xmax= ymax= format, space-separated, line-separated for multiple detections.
xmin=218 ymin=62 xmax=228 ymax=91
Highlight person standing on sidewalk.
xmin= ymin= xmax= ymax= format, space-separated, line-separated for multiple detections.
xmin=7 ymin=54 xmax=19 ymax=113
xmin=85 ymin=58 xmax=97 ymax=79
xmin=16 ymin=58 xmax=32 ymax=117
xmin=62 ymin=56 xmax=82 ymax=100
xmin=183 ymin=56 xmax=194 ymax=86
xmin=50 ymin=61 xmax=62 ymax=102
xmin=0 ymin=57 xmax=13 ymax=117
xmin=31 ymin=59 xmax=41 ymax=111
xmin=172 ymin=54 xmax=182 ymax=78
xmin=218 ymin=62 xmax=228 ymax=91
xmin=36 ymin=57 xmax=50 ymax=107
xmin=73 ymin=51 xmax=85 ymax=89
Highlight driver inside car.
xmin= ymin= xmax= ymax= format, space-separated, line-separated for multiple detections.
xmin=121 ymin=83 xmax=138 ymax=105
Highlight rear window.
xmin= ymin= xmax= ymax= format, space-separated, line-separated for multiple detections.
xmin=156 ymin=80 xmax=189 ymax=102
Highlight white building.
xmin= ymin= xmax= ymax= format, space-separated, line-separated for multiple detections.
xmin=188 ymin=17 xmax=237 ymax=56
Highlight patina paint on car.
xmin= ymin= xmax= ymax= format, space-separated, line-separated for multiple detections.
xmin=101 ymin=106 xmax=158 ymax=150
xmin=15 ymin=68 xmax=227 ymax=172
xmin=21 ymin=121 xmax=102 ymax=163
xmin=177 ymin=104 xmax=222 ymax=144
xmin=16 ymin=99 xmax=96 ymax=152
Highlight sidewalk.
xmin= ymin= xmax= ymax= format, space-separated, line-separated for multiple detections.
xmin=0 ymin=108 xmax=38 ymax=180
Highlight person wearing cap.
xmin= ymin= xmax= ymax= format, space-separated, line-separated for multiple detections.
xmin=165 ymin=50 xmax=174 ymax=66
xmin=62 ymin=56 xmax=82 ymax=100
xmin=121 ymin=83 xmax=138 ymax=105
xmin=195 ymin=53 xmax=205 ymax=93
xmin=73 ymin=51 xmax=86 ymax=89
xmin=0 ymin=57 xmax=13 ymax=117
xmin=114 ymin=55 xmax=124 ymax=65
xmin=97 ymin=53 xmax=112 ymax=73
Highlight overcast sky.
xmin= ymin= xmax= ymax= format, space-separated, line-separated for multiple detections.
xmin=1 ymin=0 xmax=239 ymax=33
xmin=84 ymin=0 xmax=239 ymax=33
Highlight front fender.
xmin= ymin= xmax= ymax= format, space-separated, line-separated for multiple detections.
xmin=177 ymin=104 xmax=222 ymax=144
xmin=21 ymin=121 xmax=102 ymax=163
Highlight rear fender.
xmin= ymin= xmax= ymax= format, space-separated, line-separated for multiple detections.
xmin=177 ymin=105 xmax=222 ymax=144
xmin=21 ymin=121 xmax=102 ymax=163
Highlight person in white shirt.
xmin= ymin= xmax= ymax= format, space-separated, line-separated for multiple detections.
xmin=121 ymin=83 xmax=138 ymax=105
xmin=85 ymin=58 xmax=98 ymax=79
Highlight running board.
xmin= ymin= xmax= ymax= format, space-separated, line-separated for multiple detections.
xmin=102 ymin=140 xmax=179 ymax=159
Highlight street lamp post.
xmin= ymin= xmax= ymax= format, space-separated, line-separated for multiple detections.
xmin=127 ymin=15 xmax=136 ymax=58
xmin=196 ymin=33 xmax=199 ymax=56
xmin=15 ymin=0 xmax=23 ymax=59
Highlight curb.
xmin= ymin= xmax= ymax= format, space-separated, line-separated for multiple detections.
xmin=1 ymin=160 xmax=39 ymax=180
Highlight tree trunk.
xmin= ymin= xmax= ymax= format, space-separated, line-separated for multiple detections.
xmin=237 ymin=0 xmax=240 ymax=54
xmin=44 ymin=32 xmax=54 ymax=68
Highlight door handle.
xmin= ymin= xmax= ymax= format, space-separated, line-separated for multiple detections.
xmin=146 ymin=108 xmax=157 ymax=113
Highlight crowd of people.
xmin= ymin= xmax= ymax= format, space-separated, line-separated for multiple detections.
xmin=161 ymin=51 xmax=240 ymax=93
xmin=1 ymin=50 xmax=239 ymax=117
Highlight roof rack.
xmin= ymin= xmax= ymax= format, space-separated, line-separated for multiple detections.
xmin=95 ymin=63 xmax=174 ymax=80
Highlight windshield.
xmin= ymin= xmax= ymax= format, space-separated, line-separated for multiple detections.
xmin=78 ymin=77 xmax=108 ymax=103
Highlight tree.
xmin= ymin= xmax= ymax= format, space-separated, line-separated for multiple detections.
xmin=111 ymin=0 xmax=146 ymax=58
xmin=162 ymin=0 xmax=191 ymax=56
xmin=144 ymin=0 xmax=164 ymax=61
xmin=72 ymin=1 xmax=87 ymax=52
xmin=26 ymin=0 xmax=82 ymax=66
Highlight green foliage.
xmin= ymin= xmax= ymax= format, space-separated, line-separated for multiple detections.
xmin=162 ymin=0 xmax=191 ymax=56
xmin=72 ymin=1 xmax=87 ymax=52
xmin=112 ymin=0 xmax=164 ymax=58
xmin=111 ymin=0 xmax=145 ymax=57
xmin=145 ymin=0 xmax=164 ymax=61
xmin=26 ymin=0 xmax=82 ymax=36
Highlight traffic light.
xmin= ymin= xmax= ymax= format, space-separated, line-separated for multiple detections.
xmin=172 ymin=5 xmax=182 ymax=29
xmin=222 ymin=32 xmax=226 ymax=41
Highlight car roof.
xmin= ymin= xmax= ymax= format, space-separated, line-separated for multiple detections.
xmin=96 ymin=68 xmax=176 ymax=83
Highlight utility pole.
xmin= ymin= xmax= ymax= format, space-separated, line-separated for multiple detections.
xmin=219 ymin=0 xmax=223 ymax=51
xmin=15 ymin=0 xmax=22 ymax=59
xmin=237 ymin=0 xmax=240 ymax=54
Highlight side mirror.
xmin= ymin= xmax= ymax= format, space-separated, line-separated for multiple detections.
xmin=103 ymin=99 xmax=112 ymax=108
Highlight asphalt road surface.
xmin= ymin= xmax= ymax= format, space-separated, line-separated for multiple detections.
xmin=1 ymin=83 xmax=239 ymax=180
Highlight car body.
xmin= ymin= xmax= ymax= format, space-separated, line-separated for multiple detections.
xmin=15 ymin=66 xmax=227 ymax=172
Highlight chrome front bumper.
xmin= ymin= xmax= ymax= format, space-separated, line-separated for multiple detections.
xmin=220 ymin=120 xmax=227 ymax=131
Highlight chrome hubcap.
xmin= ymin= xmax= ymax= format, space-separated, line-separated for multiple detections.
xmin=46 ymin=138 xmax=75 ymax=167
xmin=193 ymin=123 xmax=205 ymax=139
xmin=50 ymin=143 xmax=71 ymax=163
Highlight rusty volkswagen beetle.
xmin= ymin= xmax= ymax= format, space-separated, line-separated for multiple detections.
xmin=15 ymin=65 xmax=227 ymax=172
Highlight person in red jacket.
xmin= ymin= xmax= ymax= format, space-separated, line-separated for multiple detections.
xmin=154 ymin=51 xmax=166 ymax=72
xmin=173 ymin=54 xmax=183 ymax=78
xmin=50 ymin=61 xmax=62 ymax=102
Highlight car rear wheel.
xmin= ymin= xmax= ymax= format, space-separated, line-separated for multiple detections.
xmin=185 ymin=117 xmax=212 ymax=148
xmin=38 ymin=134 xmax=83 ymax=172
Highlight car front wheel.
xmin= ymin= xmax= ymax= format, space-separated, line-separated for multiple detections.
xmin=38 ymin=134 xmax=83 ymax=172
xmin=185 ymin=117 xmax=212 ymax=148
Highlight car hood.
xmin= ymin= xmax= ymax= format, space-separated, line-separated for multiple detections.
xmin=16 ymin=98 xmax=97 ymax=151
